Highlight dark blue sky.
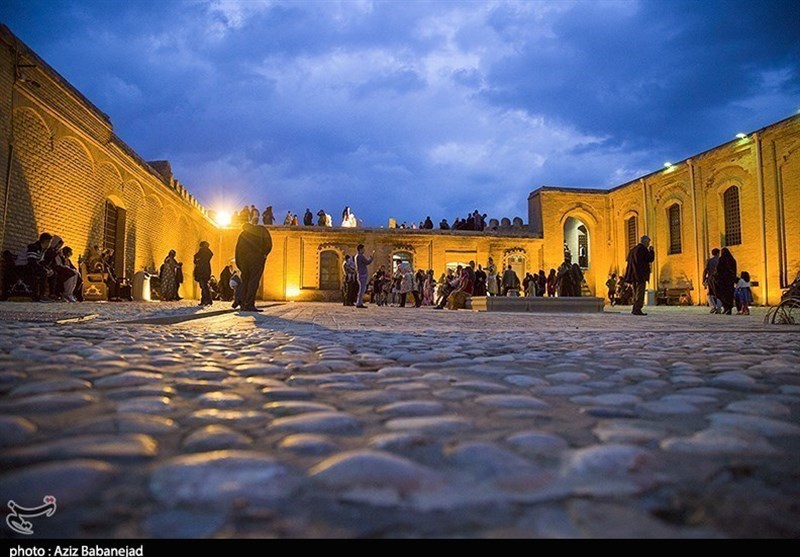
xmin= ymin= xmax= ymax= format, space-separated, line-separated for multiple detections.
xmin=2 ymin=0 xmax=798 ymax=227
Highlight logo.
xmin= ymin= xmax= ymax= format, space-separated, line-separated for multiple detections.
xmin=6 ymin=496 xmax=57 ymax=535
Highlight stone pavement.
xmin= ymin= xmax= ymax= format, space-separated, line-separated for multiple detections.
xmin=0 ymin=299 xmax=798 ymax=539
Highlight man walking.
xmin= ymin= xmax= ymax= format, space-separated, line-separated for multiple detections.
xmin=234 ymin=223 xmax=272 ymax=312
xmin=623 ymin=235 xmax=655 ymax=316
xmin=355 ymin=244 xmax=374 ymax=308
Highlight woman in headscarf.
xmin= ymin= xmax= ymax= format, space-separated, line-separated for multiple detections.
xmin=159 ymin=249 xmax=182 ymax=301
xmin=713 ymin=247 xmax=737 ymax=314
xmin=396 ymin=261 xmax=419 ymax=308
xmin=193 ymin=240 xmax=214 ymax=307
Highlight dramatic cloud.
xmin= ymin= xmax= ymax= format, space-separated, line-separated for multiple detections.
xmin=2 ymin=0 xmax=798 ymax=226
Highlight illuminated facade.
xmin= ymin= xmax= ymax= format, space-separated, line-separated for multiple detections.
xmin=1 ymin=25 xmax=798 ymax=305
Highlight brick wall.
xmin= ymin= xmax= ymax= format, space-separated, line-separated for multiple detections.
xmin=0 ymin=27 xmax=218 ymax=300
xmin=532 ymin=115 xmax=800 ymax=305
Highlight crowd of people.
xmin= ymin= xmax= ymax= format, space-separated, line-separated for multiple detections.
xmin=9 ymin=232 xmax=85 ymax=303
xmin=229 ymin=204 xmax=515 ymax=233
xmin=337 ymin=253 xmax=586 ymax=310
xmin=702 ymin=246 xmax=752 ymax=315
xmin=231 ymin=205 xmax=361 ymax=228
xmin=8 ymin=222 xmax=759 ymax=319
xmin=6 ymin=232 xmax=134 ymax=303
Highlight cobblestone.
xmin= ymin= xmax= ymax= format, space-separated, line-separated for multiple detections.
xmin=0 ymin=300 xmax=798 ymax=538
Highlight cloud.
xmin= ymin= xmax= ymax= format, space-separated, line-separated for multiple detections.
xmin=1 ymin=0 xmax=797 ymax=227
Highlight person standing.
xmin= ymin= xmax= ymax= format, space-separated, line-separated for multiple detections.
xmin=473 ymin=264 xmax=487 ymax=297
xmin=555 ymin=257 xmax=575 ymax=297
xmin=235 ymin=223 xmax=273 ymax=312
xmin=372 ymin=265 xmax=387 ymax=306
xmin=546 ymin=268 xmax=557 ymax=297
xmin=713 ymin=247 xmax=737 ymax=315
xmin=396 ymin=261 xmax=418 ymax=308
xmin=159 ymin=250 xmax=182 ymax=301
xmin=193 ymin=240 xmax=214 ymax=307
xmin=262 ymin=206 xmax=275 ymax=226
xmin=249 ymin=205 xmax=260 ymax=225
xmin=342 ymin=255 xmax=356 ymax=306
xmin=303 ymin=208 xmax=313 ymax=226
xmin=501 ymin=264 xmax=520 ymax=296
xmin=355 ymin=244 xmax=375 ymax=308
xmin=486 ymin=257 xmax=499 ymax=296
xmin=623 ymin=235 xmax=655 ymax=316
xmin=703 ymin=248 xmax=723 ymax=314
xmin=735 ymin=270 xmax=753 ymax=315
xmin=606 ymin=273 xmax=618 ymax=305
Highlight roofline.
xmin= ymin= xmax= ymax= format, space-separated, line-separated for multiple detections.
xmin=1 ymin=24 xmax=112 ymax=126
xmin=529 ymin=112 xmax=800 ymax=198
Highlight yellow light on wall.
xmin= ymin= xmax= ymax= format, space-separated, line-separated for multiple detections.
xmin=285 ymin=286 xmax=301 ymax=298
xmin=214 ymin=210 xmax=232 ymax=227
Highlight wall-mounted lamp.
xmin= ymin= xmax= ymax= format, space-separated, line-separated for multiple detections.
xmin=15 ymin=63 xmax=42 ymax=89
xmin=735 ymin=133 xmax=747 ymax=139
xmin=663 ymin=162 xmax=673 ymax=168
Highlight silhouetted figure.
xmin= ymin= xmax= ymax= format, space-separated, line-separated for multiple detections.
xmin=234 ymin=223 xmax=272 ymax=312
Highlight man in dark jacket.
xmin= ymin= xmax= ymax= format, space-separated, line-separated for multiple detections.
xmin=234 ymin=223 xmax=272 ymax=312
xmin=22 ymin=232 xmax=53 ymax=302
xmin=193 ymin=240 xmax=214 ymax=306
xmin=623 ymin=235 xmax=655 ymax=315
xmin=303 ymin=209 xmax=313 ymax=226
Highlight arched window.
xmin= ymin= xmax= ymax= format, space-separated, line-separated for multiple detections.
xmin=723 ymin=186 xmax=742 ymax=246
xmin=668 ymin=203 xmax=682 ymax=255
xmin=625 ymin=215 xmax=638 ymax=253
xmin=319 ymin=250 xmax=340 ymax=290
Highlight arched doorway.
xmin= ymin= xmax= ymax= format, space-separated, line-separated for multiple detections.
xmin=103 ymin=197 xmax=127 ymax=279
xmin=507 ymin=254 xmax=526 ymax=280
xmin=563 ymin=216 xmax=589 ymax=270
xmin=392 ymin=251 xmax=413 ymax=273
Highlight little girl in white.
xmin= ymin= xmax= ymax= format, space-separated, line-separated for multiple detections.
xmin=735 ymin=270 xmax=753 ymax=315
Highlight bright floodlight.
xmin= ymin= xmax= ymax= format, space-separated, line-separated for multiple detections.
xmin=215 ymin=210 xmax=232 ymax=227
xmin=664 ymin=162 xmax=673 ymax=168
xmin=736 ymin=133 xmax=747 ymax=139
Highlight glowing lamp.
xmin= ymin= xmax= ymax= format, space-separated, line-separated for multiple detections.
xmin=663 ymin=162 xmax=673 ymax=168
xmin=285 ymin=286 xmax=301 ymax=298
xmin=214 ymin=210 xmax=232 ymax=227
xmin=736 ymin=133 xmax=747 ymax=139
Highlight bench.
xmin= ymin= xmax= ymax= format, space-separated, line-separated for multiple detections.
xmin=657 ymin=286 xmax=693 ymax=306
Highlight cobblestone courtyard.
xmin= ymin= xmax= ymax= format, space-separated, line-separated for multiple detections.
xmin=1 ymin=300 xmax=799 ymax=538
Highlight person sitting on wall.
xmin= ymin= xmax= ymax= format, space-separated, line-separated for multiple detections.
xmin=54 ymin=245 xmax=82 ymax=302
xmin=17 ymin=232 xmax=53 ymax=302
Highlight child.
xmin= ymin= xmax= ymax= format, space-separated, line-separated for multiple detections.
xmin=229 ymin=270 xmax=243 ymax=309
xmin=605 ymin=273 xmax=617 ymax=306
xmin=735 ymin=271 xmax=753 ymax=315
